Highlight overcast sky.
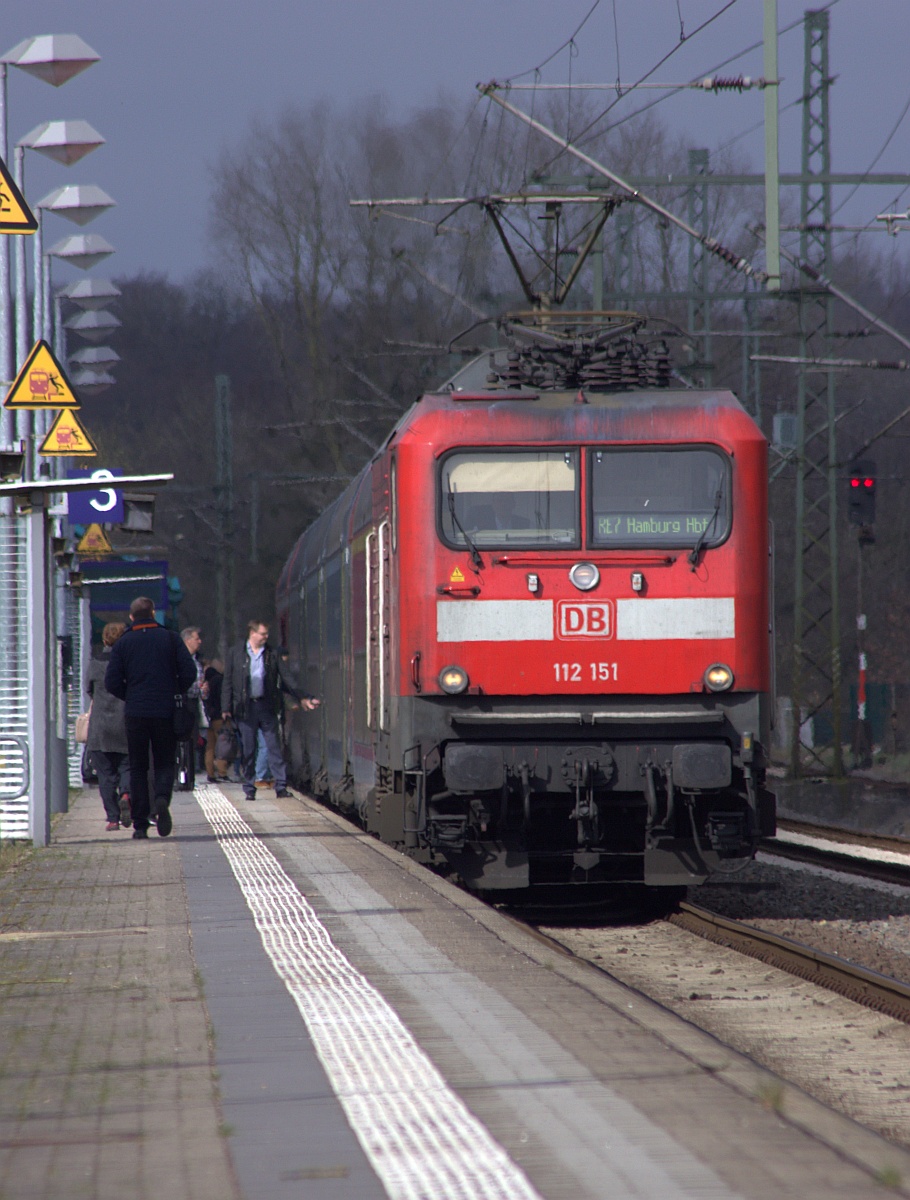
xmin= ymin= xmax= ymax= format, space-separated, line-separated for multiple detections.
xmin=6 ymin=1 xmax=910 ymax=287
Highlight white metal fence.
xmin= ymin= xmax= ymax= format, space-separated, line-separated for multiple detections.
xmin=0 ymin=514 xmax=31 ymax=838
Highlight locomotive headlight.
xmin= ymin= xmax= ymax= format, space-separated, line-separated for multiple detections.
xmin=439 ymin=665 xmax=469 ymax=695
xmin=704 ymin=663 xmax=734 ymax=692
xmin=569 ymin=562 xmax=600 ymax=591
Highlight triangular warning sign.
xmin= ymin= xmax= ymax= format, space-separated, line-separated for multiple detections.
xmin=0 ymin=156 xmax=37 ymax=233
xmin=450 ymin=566 xmax=466 ymax=583
xmin=4 ymin=341 xmax=80 ymax=410
xmin=39 ymin=409 xmax=97 ymax=457
xmin=77 ymin=523 xmax=112 ymax=556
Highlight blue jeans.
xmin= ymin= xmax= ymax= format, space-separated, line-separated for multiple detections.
xmin=237 ymin=700 xmax=286 ymax=796
xmin=255 ymin=730 xmax=271 ymax=780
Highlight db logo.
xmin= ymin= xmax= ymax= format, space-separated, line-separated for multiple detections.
xmin=557 ymin=600 xmax=613 ymax=639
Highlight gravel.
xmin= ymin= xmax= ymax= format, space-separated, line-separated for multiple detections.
xmin=540 ymin=853 xmax=910 ymax=1148
xmin=694 ymin=852 xmax=910 ymax=983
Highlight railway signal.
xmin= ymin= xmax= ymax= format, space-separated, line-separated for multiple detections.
xmin=848 ymin=460 xmax=876 ymax=527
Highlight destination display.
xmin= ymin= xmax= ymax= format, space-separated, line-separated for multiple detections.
xmin=588 ymin=447 xmax=730 ymax=549
xmin=595 ymin=512 xmax=717 ymax=540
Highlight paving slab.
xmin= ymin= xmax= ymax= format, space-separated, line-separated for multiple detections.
xmin=2 ymin=783 xmax=910 ymax=1199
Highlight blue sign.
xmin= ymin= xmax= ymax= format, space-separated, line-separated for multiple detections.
xmin=80 ymin=559 xmax=169 ymax=614
xmin=67 ymin=468 xmax=124 ymax=524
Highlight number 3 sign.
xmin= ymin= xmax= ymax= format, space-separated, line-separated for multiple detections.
xmin=67 ymin=468 xmax=124 ymax=524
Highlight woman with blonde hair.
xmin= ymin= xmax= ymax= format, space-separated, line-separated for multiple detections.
xmin=85 ymin=621 xmax=131 ymax=831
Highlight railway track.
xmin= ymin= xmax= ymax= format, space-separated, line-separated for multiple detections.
xmin=670 ymin=900 xmax=910 ymax=1026
xmin=761 ymin=819 xmax=910 ymax=888
xmin=525 ymin=825 xmax=910 ymax=1028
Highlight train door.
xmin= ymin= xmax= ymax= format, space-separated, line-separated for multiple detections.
xmin=367 ymin=517 xmax=392 ymax=748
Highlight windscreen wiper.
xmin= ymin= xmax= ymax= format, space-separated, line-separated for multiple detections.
xmin=687 ymin=484 xmax=724 ymax=569
xmin=447 ymin=488 xmax=483 ymax=570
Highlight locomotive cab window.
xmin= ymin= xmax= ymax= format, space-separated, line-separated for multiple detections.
xmin=440 ymin=450 xmax=579 ymax=548
xmin=588 ymin=447 xmax=731 ymax=549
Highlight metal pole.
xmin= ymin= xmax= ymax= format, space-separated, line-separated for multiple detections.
xmin=214 ymin=374 xmax=234 ymax=657
xmin=763 ymin=0 xmax=781 ymax=290
xmin=49 ymin=563 xmax=68 ymax=814
xmin=25 ymin=491 xmax=49 ymax=845
xmin=12 ymin=144 xmax=27 ymax=367
xmin=853 ymin=539 xmax=872 ymax=768
xmin=12 ymin=144 xmax=32 ymax=474
xmin=32 ymin=206 xmax=42 ymax=347
xmin=42 ymin=250 xmax=50 ymax=340
xmin=0 ymin=63 xmax=11 ymax=430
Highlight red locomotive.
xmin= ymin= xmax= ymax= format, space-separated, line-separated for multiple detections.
xmin=277 ymin=327 xmax=775 ymax=895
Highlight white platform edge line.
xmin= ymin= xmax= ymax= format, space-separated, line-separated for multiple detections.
xmin=195 ymin=784 xmax=542 ymax=1200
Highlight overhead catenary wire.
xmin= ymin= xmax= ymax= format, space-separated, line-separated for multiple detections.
xmin=479 ymin=83 xmax=766 ymax=283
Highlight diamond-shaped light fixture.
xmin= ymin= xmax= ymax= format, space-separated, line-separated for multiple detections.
xmin=65 ymin=309 xmax=121 ymax=342
xmin=70 ymin=368 xmax=115 ymax=394
xmin=2 ymin=34 xmax=99 ymax=87
xmin=38 ymin=184 xmax=115 ymax=226
xmin=57 ymin=278 xmax=120 ymax=310
xmin=20 ymin=119 xmax=104 ymax=166
xmin=69 ymin=345 xmax=120 ymax=370
xmin=48 ymin=232 xmax=114 ymax=270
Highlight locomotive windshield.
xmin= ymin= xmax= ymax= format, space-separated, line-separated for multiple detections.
xmin=588 ymin=447 xmax=730 ymax=549
xmin=440 ymin=451 xmax=578 ymax=547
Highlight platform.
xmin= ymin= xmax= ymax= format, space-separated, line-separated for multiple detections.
xmin=1 ymin=783 xmax=909 ymax=1199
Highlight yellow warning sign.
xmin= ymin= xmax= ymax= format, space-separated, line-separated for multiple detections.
xmin=77 ymin=523 xmax=112 ymax=556
xmin=4 ymin=340 xmax=79 ymax=410
xmin=449 ymin=566 xmax=466 ymax=583
xmin=0 ymin=156 xmax=37 ymax=233
xmin=39 ymin=409 xmax=97 ymax=456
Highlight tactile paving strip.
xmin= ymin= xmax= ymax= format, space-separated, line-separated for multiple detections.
xmin=195 ymin=784 xmax=541 ymax=1200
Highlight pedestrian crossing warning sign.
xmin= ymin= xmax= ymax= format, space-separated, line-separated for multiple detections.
xmin=0 ymin=156 xmax=37 ymax=233
xmin=39 ymin=409 xmax=97 ymax=456
xmin=77 ymin=523 xmax=112 ymax=555
xmin=4 ymin=340 xmax=79 ymax=410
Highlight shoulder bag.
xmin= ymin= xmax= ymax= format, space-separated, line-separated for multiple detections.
xmin=75 ymin=704 xmax=91 ymax=744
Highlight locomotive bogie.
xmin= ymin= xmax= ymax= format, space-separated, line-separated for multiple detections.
xmin=276 ymin=385 xmax=775 ymax=895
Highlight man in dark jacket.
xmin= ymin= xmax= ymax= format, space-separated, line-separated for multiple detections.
xmin=105 ymin=596 xmax=197 ymax=839
xmin=222 ymin=619 xmax=318 ymax=801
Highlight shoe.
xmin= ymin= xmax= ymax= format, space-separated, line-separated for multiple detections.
xmin=132 ymin=828 xmax=148 ymax=839
xmin=119 ymin=794 xmax=132 ymax=828
xmin=215 ymin=774 xmax=230 ymax=782
xmin=105 ymin=821 xmax=120 ymax=831
xmin=206 ymin=774 xmax=217 ymax=783
xmin=157 ymin=808 xmax=173 ymax=837
xmin=254 ymin=779 xmax=269 ymax=789
xmin=275 ymin=789 xmax=291 ymax=799
xmin=243 ymin=791 xmax=256 ymax=801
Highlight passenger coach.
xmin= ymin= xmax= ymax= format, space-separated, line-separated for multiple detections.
xmin=277 ymin=347 xmax=775 ymax=895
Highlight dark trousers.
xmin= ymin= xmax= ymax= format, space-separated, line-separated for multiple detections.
xmin=125 ymin=715 xmax=177 ymax=831
xmin=91 ymin=750 xmax=130 ymax=824
xmin=237 ymin=700 xmax=286 ymax=796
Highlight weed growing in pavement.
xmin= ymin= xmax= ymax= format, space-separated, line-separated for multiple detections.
xmin=218 ymin=1121 xmax=235 ymax=1138
xmin=756 ymin=1080 xmax=785 ymax=1113
xmin=0 ymin=841 xmax=35 ymax=879
xmin=874 ymin=1165 xmax=902 ymax=1190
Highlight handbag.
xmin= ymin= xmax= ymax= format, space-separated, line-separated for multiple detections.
xmin=75 ymin=705 xmax=91 ymax=744
xmin=173 ymin=691 xmax=195 ymax=740
xmin=214 ymin=724 xmax=236 ymax=763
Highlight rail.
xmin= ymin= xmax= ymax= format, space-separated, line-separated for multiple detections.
xmin=671 ymin=901 xmax=910 ymax=1026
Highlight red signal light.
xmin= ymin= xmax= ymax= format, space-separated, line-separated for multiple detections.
xmin=850 ymin=478 xmax=860 ymax=488
xmin=863 ymin=478 xmax=874 ymax=488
